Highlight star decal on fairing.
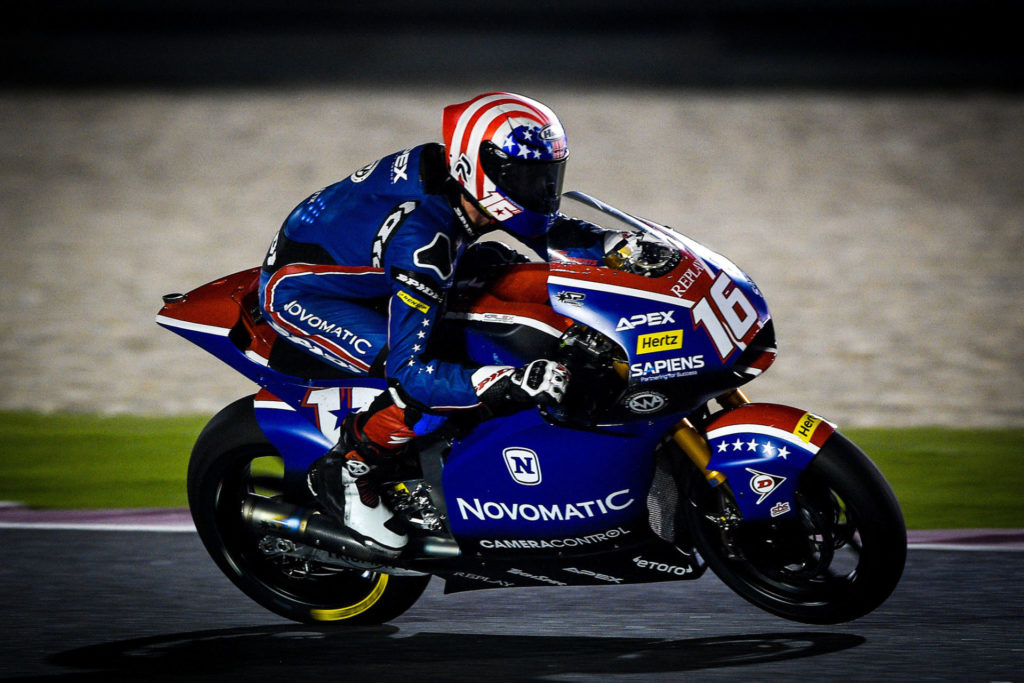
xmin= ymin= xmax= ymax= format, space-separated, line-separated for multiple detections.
xmin=716 ymin=437 xmax=792 ymax=461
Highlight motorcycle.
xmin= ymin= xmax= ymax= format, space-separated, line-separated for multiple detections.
xmin=157 ymin=191 xmax=906 ymax=626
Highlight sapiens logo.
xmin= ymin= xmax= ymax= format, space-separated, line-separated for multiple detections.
xmin=503 ymin=447 xmax=541 ymax=486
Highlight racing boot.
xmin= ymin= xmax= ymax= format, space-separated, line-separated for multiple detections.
xmin=307 ymin=444 xmax=408 ymax=558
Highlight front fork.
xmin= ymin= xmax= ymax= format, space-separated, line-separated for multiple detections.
xmin=670 ymin=390 xmax=749 ymax=556
xmin=671 ymin=389 xmax=750 ymax=487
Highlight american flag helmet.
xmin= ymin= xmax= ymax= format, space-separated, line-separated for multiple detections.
xmin=443 ymin=92 xmax=569 ymax=238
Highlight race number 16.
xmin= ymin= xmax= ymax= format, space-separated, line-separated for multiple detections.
xmin=691 ymin=271 xmax=757 ymax=359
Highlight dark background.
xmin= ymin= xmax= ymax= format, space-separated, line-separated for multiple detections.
xmin=4 ymin=0 xmax=1021 ymax=89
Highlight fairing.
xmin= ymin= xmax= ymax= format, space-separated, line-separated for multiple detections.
xmin=549 ymin=192 xmax=776 ymax=419
xmin=156 ymin=192 xmax=824 ymax=558
xmin=703 ymin=403 xmax=836 ymax=520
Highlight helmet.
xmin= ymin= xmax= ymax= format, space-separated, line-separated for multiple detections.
xmin=443 ymin=92 xmax=568 ymax=238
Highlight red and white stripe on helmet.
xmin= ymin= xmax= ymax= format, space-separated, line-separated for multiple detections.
xmin=442 ymin=92 xmax=568 ymax=209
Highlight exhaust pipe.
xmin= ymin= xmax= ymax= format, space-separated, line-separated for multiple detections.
xmin=240 ymin=495 xmax=461 ymax=563
xmin=241 ymin=495 xmax=382 ymax=563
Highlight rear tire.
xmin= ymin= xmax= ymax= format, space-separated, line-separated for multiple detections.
xmin=682 ymin=432 xmax=906 ymax=624
xmin=187 ymin=396 xmax=430 ymax=625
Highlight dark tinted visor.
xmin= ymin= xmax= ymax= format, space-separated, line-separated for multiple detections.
xmin=479 ymin=141 xmax=566 ymax=215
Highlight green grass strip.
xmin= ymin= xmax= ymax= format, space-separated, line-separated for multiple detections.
xmin=0 ymin=412 xmax=207 ymax=509
xmin=0 ymin=412 xmax=1021 ymax=529
xmin=844 ymin=427 xmax=1023 ymax=530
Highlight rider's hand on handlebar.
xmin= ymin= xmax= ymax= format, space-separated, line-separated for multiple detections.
xmin=473 ymin=360 xmax=571 ymax=412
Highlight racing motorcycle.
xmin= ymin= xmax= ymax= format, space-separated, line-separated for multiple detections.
xmin=157 ymin=191 xmax=906 ymax=626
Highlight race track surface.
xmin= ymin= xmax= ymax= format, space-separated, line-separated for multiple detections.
xmin=2 ymin=527 xmax=1021 ymax=682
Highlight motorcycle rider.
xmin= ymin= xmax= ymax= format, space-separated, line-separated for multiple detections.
xmin=259 ymin=92 xmax=655 ymax=558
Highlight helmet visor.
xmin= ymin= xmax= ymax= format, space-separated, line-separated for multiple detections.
xmin=480 ymin=141 xmax=566 ymax=215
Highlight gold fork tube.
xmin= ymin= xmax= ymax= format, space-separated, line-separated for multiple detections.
xmin=671 ymin=419 xmax=727 ymax=487
xmin=717 ymin=389 xmax=750 ymax=408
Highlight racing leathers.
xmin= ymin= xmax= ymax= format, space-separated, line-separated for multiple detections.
xmin=260 ymin=144 xmax=483 ymax=409
xmin=259 ymin=143 xmax=615 ymax=428
xmin=259 ymin=143 xmax=584 ymax=555
xmin=258 ymin=142 xmax=670 ymax=555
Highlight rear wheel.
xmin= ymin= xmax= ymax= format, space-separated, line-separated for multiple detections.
xmin=187 ymin=396 xmax=431 ymax=625
xmin=682 ymin=432 xmax=906 ymax=624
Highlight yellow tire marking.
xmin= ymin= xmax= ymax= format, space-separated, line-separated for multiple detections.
xmin=310 ymin=574 xmax=389 ymax=621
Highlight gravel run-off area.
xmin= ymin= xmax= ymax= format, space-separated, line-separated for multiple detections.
xmin=1 ymin=88 xmax=1021 ymax=428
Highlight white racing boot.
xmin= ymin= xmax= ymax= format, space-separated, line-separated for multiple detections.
xmin=339 ymin=459 xmax=408 ymax=558
xmin=308 ymin=450 xmax=408 ymax=558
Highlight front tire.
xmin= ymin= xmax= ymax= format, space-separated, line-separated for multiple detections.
xmin=187 ymin=396 xmax=430 ymax=625
xmin=682 ymin=432 xmax=906 ymax=624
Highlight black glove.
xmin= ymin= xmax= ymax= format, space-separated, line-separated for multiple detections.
xmin=464 ymin=241 xmax=529 ymax=268
xmin=473 ymin=360 xmax=571 ymax=412
xmin=452 ymin=241 xmax=529 ymax=296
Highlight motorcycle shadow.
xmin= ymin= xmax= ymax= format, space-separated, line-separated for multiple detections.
xmin=46 ymin=625 xmax=865 ymax=681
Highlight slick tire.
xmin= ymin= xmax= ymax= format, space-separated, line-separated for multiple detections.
xmin=682 ymin=431 xmax=907 ymax=624
xmin=187 ymin=395 xmax=431 ymax=625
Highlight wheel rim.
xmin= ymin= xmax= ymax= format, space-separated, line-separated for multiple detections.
xmin=694 ymin=470 xmax=867 ymax=607
xmin=209 ymin=447 xmax=389 ymax=618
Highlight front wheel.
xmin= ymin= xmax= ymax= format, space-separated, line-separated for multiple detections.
xmin=682 ymin=432 xmax=906 ymax=624
xmin=187 ymin=396 xmax=431 ymax=625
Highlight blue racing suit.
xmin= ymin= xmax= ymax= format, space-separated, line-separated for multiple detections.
xmin=259 ymin=143 xmax=612 ymax=444
xmin=259 ymin=142 xmax=489 ymax=411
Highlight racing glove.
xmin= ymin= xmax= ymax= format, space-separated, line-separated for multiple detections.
xmin=472 ymin=360 xmax=571 ymax=412
xmin=451 ymin=241 xmax=529 ymax=297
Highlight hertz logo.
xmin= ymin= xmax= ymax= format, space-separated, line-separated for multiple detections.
xmin=793 ymin=412 xmax=824 ymax=443
xmin=636 ymin=330 xmax=683 ymax=355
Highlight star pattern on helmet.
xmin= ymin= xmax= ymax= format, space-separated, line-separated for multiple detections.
xmin=502 ymin=124 xmax=559 ymax=161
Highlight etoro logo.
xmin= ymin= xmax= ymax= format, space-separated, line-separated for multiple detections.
xmin=503 ymin=447 xmax=541 ymax=486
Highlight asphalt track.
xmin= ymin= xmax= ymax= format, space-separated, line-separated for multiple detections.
xmin=1 ymin=516 xmax=1022 ymax=682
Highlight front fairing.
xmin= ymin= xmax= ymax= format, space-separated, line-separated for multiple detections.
xmin=549 ymin=192 xmax=776 ymax=419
